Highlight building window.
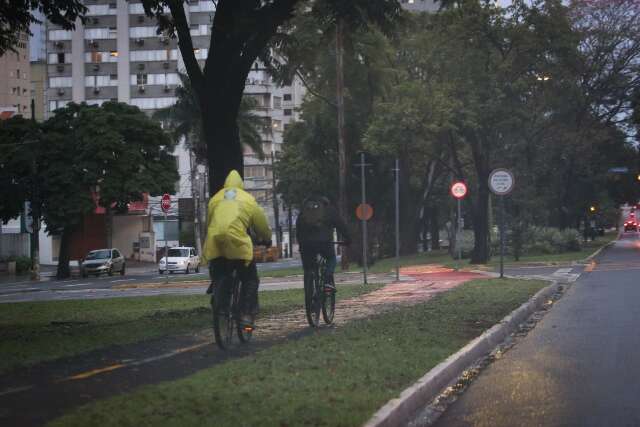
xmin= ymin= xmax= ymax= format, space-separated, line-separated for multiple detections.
xmin=57 ymin=52 xmax=65 ymax=64
xmin=84 ymin=28 xmax=117 ymax=40
xmin=48 ymin=30 xmax=72 ymax=41
xmin=16 ymin=69 xmax=20 ymax=79
xmin=136 ymin=73 xmax=148 ymax=85
xmin=273 ymin=96 xmax=282 ymax=109
xmin=110 ymin=74 xmax=118 ymax=81
xmin=49 ymin=77 xmax=73 ymax=87
xmin=283 ymin=93 xmax=292 ymax=101
xmin=284 ymin=109 xmax=292 ymax=116
xmin=49 ymin=100 xmax=69 ymax=112
xmin=110 ymin=50 xmax=118 ymax=58
xmin=85 ymin=75 xmax=117 ymax=87
xmin=129 ymin=26 xmax=158 ymax=38
xmin=128 ymin=3 xmax=145 ymax=14
xmin=130 ymin=49 xmax=178 ymax=61
xmin=130 ymin=97 xmax=178 ymax=110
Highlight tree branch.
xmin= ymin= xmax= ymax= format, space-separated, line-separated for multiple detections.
xmin=167 ymin=0 xmax=205 ymax=94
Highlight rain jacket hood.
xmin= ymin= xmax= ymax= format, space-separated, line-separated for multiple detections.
xmin=224 ymin=170 xmax=244 ymax=189
xmin=202 ymin=170 xmax=271 ymax=263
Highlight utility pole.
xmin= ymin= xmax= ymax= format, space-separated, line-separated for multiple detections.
xmin=288 ymin=205 xmax=293 ymax=258
xmin=271 ymin=152 xmax=281 ymax=256
xmin=189 ymin=149 xmax=203 ymax=258
xmin=394 ymin=158 xmax=400 ymax=281
xmin=30 ymin=98 xmax=40 ymax=281
xmin=336 ymin=17 xmax=348 ymax=269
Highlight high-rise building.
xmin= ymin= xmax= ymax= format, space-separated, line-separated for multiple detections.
xmin=0 ymin=32 xmax=32 ymax=117
xmin=29 ymin=11 xmax=47 ymax=62
xmin=30 ymin=60 xmax=47 ymax=121
xmin=44 ymin=1 xmax=305 ymax=257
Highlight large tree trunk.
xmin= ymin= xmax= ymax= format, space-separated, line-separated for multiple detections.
xmin=469 ymin=133 xmax=491 ymax=264
xmin=430 ymin=203 xmax=440 ymax=250
xmin=56 ymin=227 xmax=74 ymax=279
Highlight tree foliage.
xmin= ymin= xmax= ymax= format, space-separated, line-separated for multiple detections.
xmin=0 ymin=0 xmax=87 ymax=54
xmin=0 ymin=103 xmax=179 ymax=278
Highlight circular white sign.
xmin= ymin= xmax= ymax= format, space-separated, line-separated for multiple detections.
xmin=450 ymin=182 xmax=468 ymax=199
xmin=488 ymin=169 xmax=515 ymax=195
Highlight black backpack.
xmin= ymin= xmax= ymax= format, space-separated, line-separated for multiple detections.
xmin=302 ymin=198 xmax=327 ymax=229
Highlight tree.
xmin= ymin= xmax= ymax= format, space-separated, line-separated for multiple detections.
xmin=1 ymin=103 xmax=179 ymax=278
xmin=0 ymin=0 xmax=87 ymax=54
xmin=139 ymin=0 xmax=401 ymax=194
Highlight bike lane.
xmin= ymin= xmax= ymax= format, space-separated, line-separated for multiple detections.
xmin=0 ymin=266 xmax=487 ymax=426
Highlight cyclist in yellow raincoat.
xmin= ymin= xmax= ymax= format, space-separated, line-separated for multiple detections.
xmin=203 ymin=170 xmax=272 ymax=326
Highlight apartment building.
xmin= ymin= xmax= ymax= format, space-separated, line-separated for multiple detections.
xmin=0 ymin=32 xmax=31 ymax=117
xmin=400 ymin=0 xmax=441 ymax=13
xmin=44 ymin=0 xmax=304 ymax=259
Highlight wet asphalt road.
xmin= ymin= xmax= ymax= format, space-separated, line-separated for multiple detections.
xmin=433 ymin=232 xmax=640 ymax=427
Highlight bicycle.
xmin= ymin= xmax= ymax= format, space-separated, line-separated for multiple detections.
xmin=303 ymin=242 xmax=344 ymax=328
xmin=210 ymin=263 xmax=254 ymax=350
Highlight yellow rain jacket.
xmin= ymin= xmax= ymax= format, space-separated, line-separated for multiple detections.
xmin=202 ymin=170 xmax=271 ymax=263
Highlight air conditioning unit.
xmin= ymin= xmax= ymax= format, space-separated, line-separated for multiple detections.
xmin=163 ymin=84 xmax=171 ymax=92
xmin=93 ymin=64 xmax=100 ymax=71
xmin=138 ymin=84 xmax=145 ymax=92
xmin=137 ymin=15 xmax=145 ymax=23
xmin=56 ymin=64 xmax=64 ymax=72
xmin=137 ymin=63 xmax=145 ymax=70
xmin=57 ymin=88 xmax=65 ymax=96
xmin=135 ymin=38 xmax=144 ymax=46
xmin=159 ymin=36 xmax=169 ymax=45
xmin=162 ymin=61 xmax=170 ymax=69
xmin=93 ymin=87 xmax=101 ymax=94
xmin=92 ymin=17 xmax=99 ymax=25
xmin=54 ymin=41 xmax=64 ymax=49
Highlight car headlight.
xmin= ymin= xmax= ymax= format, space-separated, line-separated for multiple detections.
xmin=160 ymin=259 xmax=166 ymax=265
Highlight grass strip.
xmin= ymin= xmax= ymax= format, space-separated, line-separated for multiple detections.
xmin=0 ymin=284 xmax=380 ymax=373
xmin=50 ymin=278 xmax=547 ymax=427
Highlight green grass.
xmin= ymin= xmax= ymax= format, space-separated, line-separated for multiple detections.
xmin=0 ymin=284 xmax=379 ymax=374
xmin=50 ymin=278 xmax=547 ymax=427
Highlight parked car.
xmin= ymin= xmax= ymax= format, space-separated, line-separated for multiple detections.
xmin=158 ymin=246 xmax=200 ymax=274
xmin=81 ymin=248 xmax=125 ymax=277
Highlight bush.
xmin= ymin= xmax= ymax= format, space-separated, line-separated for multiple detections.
xmin=0 ymin=255 xmax=31 ymax=273
xmin=521 ymin=227 xmax=581 ymax=255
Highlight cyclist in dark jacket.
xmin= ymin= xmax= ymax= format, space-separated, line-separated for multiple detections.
xmin=296 ymin=196 xmax=351 ymax=290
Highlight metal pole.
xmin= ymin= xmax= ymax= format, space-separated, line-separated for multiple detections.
xmin=360 ymin=152 xmax=368 ymax=285
xmin=500 ymin=196 xmax=505 ymax=278
xmin=457 ymin=198 xmax=462 ymax=262
xmin=271 ymin=152 xmax=281 ymax=257
xmin=394 ymin=158 xmax=400 ymax=281
xmin=164 ymin=211 xmax=169 ymax=285
xmin=30 ymin=98 xmax=40 ymax=281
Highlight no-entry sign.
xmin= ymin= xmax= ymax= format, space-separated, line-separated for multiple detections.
xmin=450 ymin=182 xmax=468 ymax=199
xmin=356 ymin=203 xmax=374 ymax=221
xmin=160 ymin=193 xmax=171 ymax=212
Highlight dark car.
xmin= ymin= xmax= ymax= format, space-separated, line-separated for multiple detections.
xmin=81 ymin=248 xmax=126 ymax=277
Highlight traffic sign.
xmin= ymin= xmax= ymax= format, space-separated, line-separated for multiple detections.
xmin=450 ymin=181 xmax=468 ymax=199
xmin=356 ymin=203 xmax=374 ymax=221
xmin=488 ymin=169 xmax=515 ymax=196
xmin=160 ymin=193 xmax=171 ymax=212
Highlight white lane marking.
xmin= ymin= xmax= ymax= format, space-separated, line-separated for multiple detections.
xmin=0 ymin=385 xmax=33 ymax=397
xmin=554 ymin=268 xmax=572 ymax=274
xmin=110 ymin=279 xmax=135 ymax=283
xmin=62 ymin=283 xmax=91 ymax=287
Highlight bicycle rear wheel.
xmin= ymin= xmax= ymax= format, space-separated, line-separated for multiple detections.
xmin=235 ymin=278 xmax=253 ymax=343
xmin=320 ymin=259 xmax=335 ymax=324
xmin=304 ymin=266 xmax=321 ymax=327
xmin=212 ymin=283 xmax=234 ymax=350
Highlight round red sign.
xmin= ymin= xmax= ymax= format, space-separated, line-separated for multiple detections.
xmin=160 ymin=193 xmax=171 ymax=212
xmin=450 ymin=182 xmax=468 ymax=199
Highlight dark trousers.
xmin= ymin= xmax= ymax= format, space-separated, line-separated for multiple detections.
xmin=300 ymin=242 xmax=336 ymax=284
xmin=209 ymin=258 xmax=259 ymax=315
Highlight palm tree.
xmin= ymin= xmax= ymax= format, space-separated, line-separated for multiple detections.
xmin=154 ymin=72 xmax=265 ymax=165
xmin=154 ymin=73 xmax=267 ymax=255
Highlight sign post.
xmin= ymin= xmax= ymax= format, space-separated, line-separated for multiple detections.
xmin=488 ymin=169 xmax=515 ymax=278
xmin=161 ymin=193 xmax=171 ymax=284
xmin=356 ymin=152 xmax=372 ymax=285
xmin=450 ymin=182 xmax=468 ymax=263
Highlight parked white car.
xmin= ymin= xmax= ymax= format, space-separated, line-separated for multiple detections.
xmin=158 ymin=246 xmax=200 ymax=274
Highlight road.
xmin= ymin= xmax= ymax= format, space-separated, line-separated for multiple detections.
xmin=0 ymin=258 xmax=304 ymax=303
xmin=432 ymin=232 xmax=640 ymax=427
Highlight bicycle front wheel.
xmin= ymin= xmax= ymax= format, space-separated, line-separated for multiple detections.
xmin=212 ymin=289 xmax=234 ymax=350
xmin=304 ymin=269 xmax=321 ymax=327
xmin=322 ymin=290 xmax=335 ymax=324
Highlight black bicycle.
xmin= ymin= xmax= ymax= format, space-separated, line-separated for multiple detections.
xmin=304 ymin=242 xmax=344 ymax=328
xmin=211 ymin=267 xmax=253 ymax=350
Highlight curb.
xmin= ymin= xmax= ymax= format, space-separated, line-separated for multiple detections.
xmin=582 ymin=240 xmax=614 ymax=263
xmin=363 ymin=280 xmax=562 ymax=427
